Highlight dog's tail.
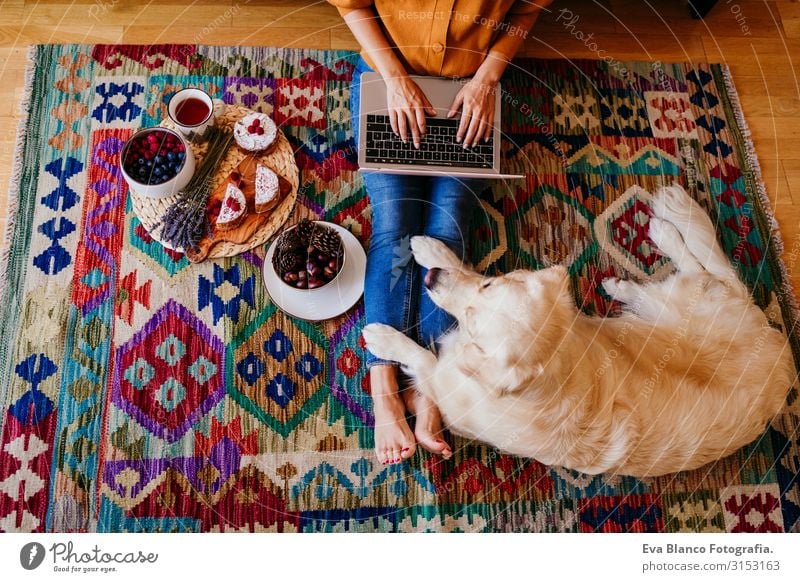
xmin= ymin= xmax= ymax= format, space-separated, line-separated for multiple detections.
xmin=651 ymin=184 xmax=740 ymax=286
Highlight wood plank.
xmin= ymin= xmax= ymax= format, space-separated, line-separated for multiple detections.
xmin=732 ymin=75 xmax=800 ymax=98
xmin=783 ymin=160 xmax=800 ymax=205
xmin=771 ymin=203 xmax=800 ymax=293
xmin=777 ymin=1 xmax=800 ymax=38
xmin=122 ymin=25 xmax=330 ymax=49
xmin=747 ymin=117 xmax=800 ymax=160
xmin=609 ymin=0 xmax=784 ymax=37
xmin=703 ymin=35 xmax=800 ymax=77
xmin=523 ymin=31 xmax=707 ymax=61
xmin=232 ymin=2 xmax=343 ymax=29
xmin=0 ymin=25 xmax=123 ymax=46
xmin=22 ymin=3 xmax=238 ymax=27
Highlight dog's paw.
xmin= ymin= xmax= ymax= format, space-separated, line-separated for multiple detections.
xmin=651 ymin=185 xmax=690 ymax=221
xmin=361 ymin=323 xmax=408 ymax=363
xmin=411 ymin=236 xmax=460 ymax=270
xmin=601 ymin=277 xmax=623 ymax=298
xmin=648 ymin=216 xmax=683 ymax=255
xmin=647 ymin=216 xmax=668 ymax=248
xmin=602 ymin=276 xmax=636 ymax=301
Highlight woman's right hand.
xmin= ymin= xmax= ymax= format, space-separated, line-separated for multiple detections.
xmin=384 ymin=75 xmax=437 ymax=149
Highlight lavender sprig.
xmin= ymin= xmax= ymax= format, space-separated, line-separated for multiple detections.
xmin=156 ymin=125 xmax=234 ymax=252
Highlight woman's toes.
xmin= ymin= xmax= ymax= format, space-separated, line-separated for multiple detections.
xmin=416 ymin=433 xmax=451 ymax=457
xmin=407 ymin=392 xmax=452 ymax=458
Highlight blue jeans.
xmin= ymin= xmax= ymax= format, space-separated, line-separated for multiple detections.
xmin=350 ymin=57 xmax=485 ymax=367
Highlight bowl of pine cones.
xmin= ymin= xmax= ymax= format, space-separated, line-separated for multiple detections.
xmin=271 ymin=219 xmax=346 ymax=290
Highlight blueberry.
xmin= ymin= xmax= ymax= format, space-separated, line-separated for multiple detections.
xmin=137 ymin=158 xmax=146 ymax=165
xmin=154 ymin=155 xmax=164 ymax=164
xmin=167 ymin=152 xmax=176 ymax=161
xmin=154 ymin=167 xmax=162 ymax=176
xmin=177 ymin=152 xmax=185 ymax=160
xmin=146 ymin=160 xmax=153 ymax=167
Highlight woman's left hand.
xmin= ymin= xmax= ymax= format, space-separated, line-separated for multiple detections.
xmin=447 ymin=78 xmax=497 ymax=148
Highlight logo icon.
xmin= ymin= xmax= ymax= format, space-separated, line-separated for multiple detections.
xmin=20 ymin=542 xmax=46 ymax=570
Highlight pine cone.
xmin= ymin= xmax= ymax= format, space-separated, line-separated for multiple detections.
xmin=276 ymin=227 xmax=302 ymax=255
xmin=296 ymin=218 xmax=314 ymax=245
xmin=310 ymin=225 xmax=343 ymax=257
xmin=273 ymin=248 xmax=304 ymax=275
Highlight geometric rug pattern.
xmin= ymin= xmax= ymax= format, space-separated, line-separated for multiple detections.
xmin=0 ymin=45 xmax=798 ymax=532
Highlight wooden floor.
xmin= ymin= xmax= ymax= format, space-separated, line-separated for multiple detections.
xmin=0 ymin=0 xmax=798 ymax=288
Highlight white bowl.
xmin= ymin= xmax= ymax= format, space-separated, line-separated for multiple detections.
xmin=271 ymin=221 xmax=347 ymax=291
xmin=119 ymin=128 xmax=195 ymax=199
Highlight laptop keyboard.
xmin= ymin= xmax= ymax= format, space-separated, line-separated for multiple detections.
xmin=364 ymin=114 xmax=494 ymax=168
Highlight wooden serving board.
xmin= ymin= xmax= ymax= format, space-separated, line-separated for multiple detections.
xmin=129 ymin=103 xmax=299 ymax=261
xmin=186 ymin=157 xmax=292 ymax=262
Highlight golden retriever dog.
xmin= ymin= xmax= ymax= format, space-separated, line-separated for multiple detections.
xmin=362 ymin=185 xmax=796 ymax=477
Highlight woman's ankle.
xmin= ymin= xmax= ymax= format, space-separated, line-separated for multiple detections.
xmin=369 ymin=364 xmax=400 ymax=397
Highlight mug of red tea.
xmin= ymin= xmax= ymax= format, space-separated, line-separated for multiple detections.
xmin=168 ymin=88 xmax=215 ymax=139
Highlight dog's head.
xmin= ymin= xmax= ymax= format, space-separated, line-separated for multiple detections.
xmin=420 ymin=241 xmax=575 ymax=395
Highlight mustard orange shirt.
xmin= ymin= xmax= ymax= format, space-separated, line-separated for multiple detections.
xmin=328 ymin=0 xmax=551 ymax=77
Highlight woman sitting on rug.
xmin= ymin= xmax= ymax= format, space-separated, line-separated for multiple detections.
xmin=330 ymin=0 xmax=552 ymax=465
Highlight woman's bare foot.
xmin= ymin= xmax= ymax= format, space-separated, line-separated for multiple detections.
xmin=402 ymin=388 xmax=452 ymax=459
xmin=370 ymin=365 xmax=416 ymax=465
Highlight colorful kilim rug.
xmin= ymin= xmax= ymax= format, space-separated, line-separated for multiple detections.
xmin=1 ymin=44 xmax=799 ymax=533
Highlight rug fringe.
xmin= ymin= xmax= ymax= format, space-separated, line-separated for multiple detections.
xmin=720 ymin=65 xmax=800 ymax=337
xmin=0 ymin=45 xmax=37 ymax=436
xmin=0 ymin=45 xmax=37 ymax=317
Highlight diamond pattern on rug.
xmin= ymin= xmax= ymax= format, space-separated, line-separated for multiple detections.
xmin=1 ymin=45 xmax=798 ymax=532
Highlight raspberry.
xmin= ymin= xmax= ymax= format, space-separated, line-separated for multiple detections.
xmin=226 ymin=198 xmax=241 ymax=212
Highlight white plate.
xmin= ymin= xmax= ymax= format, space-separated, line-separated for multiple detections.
xmin=263 ymin=221 xmax=366 ymax=321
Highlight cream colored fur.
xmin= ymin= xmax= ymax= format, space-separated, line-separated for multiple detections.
xmin=362 ymin=185 xmax=796 ymax=477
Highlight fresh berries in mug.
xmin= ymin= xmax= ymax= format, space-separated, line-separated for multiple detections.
xmin=122 ymin=129 xmax=187 ymax=186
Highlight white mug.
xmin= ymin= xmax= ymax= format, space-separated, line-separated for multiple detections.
xmin=167 ymin=88 xmax=215 ymax=139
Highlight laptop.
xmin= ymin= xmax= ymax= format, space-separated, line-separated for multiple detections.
xmin=357 ymin=72 xmax=522 ymax=179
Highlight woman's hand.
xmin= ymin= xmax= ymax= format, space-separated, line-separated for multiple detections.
xmin=385 ymin=75 xmax=437 ymax=149
xmin=447 ymin=78 xmax=497 ymax=149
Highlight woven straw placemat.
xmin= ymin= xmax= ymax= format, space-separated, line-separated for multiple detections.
xmin=129 ymin=102 xmax=299 ymax=259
